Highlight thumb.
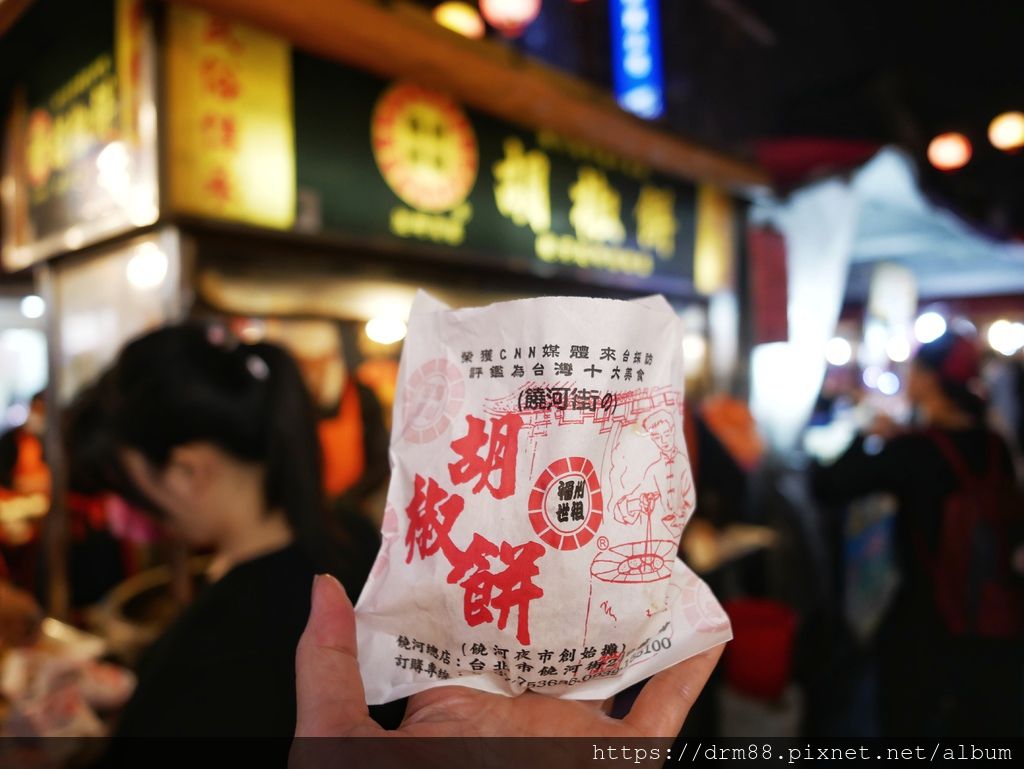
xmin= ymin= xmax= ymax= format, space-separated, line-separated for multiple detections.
xmin=622 ymin=643 xmax=724 ymax=737
xmin=294 ymin=574 xmax=380 ymax=736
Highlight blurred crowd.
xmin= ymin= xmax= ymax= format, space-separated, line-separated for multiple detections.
xmin=1 ymin=318 xmax=1022 ymax=746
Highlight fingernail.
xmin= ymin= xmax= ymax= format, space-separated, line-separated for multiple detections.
xmin=310 ymin=573 xmax=321 ymax=607
xmin=312 ymin=572 xmax=349 ymax=616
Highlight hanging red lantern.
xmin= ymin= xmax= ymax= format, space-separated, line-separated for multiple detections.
xmin=479 ymin=0 xmax=542 ymax=38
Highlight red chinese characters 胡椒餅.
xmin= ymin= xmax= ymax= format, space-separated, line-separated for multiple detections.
xmin=404 ymin=412 xmax=543 ymax=645
xmin=447 ymin=413 xmax=522 ymax=500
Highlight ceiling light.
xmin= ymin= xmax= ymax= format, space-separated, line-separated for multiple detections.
xmin=20 ymin=295 xmax=45 ymax=319
xmin=366 ymin=316 xmax=407 ymax=345
xmin=126 ymin=243 xmax=169 ymax=290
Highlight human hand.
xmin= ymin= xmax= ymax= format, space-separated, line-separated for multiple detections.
xmin=640 ymin=492 xmax=659 ymax=516
xmin=294 ymin=574 xmax=722 ymax=741
xmin=0 ymin=580 xmax=43 ymax=648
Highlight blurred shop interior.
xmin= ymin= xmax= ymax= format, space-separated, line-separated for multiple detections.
xmin=0 ymin=0 xmax=1023 ymax=744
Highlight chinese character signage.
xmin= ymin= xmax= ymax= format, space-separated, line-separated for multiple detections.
xmin=609 ymin=0 xmax=665 ymax=119
xmin=165 ymin=5 xmax=295 ymax=229
xmin=294 ymin=53 xmax=702 ymax=296
xmin=2 ymin=0 xmax=157 ymax=271
xmin=355 ymin=292 xmax=731 ymax=704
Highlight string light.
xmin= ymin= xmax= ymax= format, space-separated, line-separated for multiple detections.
xmin=366 ymin=316 xmax=407 ymax=345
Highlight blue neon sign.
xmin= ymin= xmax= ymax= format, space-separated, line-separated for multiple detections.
xmin=609 ymin=0 xmax=665 ymax=119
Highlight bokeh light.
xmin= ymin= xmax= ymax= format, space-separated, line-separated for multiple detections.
xmin=987 ymin=319 xmax=1024 ymax=356
xmin=479 ymin=0 xmax=542 ymax=38
xmin=914 ymin=312 xmax=947 ymax=344
xmin=927 ymin=132 xmax=972 ymax=171
xmin=885 ymin=336 xmax=911 ymax=363
xmin=433 ymin=2 xmax=486 ymax=39
xmin=126 ymin=243 xmax=169 ymax=290
xmin=366 ymin=316 xmax=408 ymax=345
xmin=877 ymin=371 xmax=900 ymax=396
xmin=988 ymin=111 xmax=1024 ymax=152
xmin=825 ymin=337 xmax=852 ymax=366
xmin=20 ymin=295 xmax=45 ymax=319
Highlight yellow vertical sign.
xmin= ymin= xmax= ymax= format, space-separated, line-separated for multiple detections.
xmin=694 ymin=184 xmax=735 ymax=294
xmin=115 ymin=0 xmax=142 ymax=143
xmin=166 ymin=6 xmax=294 ymax=229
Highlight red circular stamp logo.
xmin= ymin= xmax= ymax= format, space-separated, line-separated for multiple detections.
xmin=528 ymin=457 xmax=603 ymax=551
xmin=402 ymin=359 xmax=465 ymax=444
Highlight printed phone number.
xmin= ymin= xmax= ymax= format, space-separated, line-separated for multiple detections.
xmin=514 ymin=636 xmax=672 ymax=690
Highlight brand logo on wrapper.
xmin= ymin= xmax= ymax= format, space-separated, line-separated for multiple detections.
xmin=401 ymin=359 xmax=466 ymax=444
xmin=528 ymin=457 xmax=603 ymax=551
xmin=355 ymin=293 xmax=732 ymax=704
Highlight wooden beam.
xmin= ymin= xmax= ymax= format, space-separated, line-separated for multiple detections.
xmin=0 ymin=0 xmax=35 ymax=39
xmin=166 ymin=0 xmax=770 ymax=191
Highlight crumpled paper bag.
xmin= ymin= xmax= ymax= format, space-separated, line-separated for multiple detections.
xmin=356 ymin=292 xmax=731 ymax=704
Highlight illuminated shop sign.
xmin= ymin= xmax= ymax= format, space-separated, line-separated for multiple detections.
xmin=2 ymin=0 xmax=157 ymax=272
xmin=294 ymin=51 xmax=700 ymax=295
xmin=609 ymin=0 xmax=665 ymax=119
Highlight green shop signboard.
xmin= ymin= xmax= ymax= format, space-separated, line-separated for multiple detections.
xmin=2 ymin=0 xmax=156 ymax=271
xmin=294 ymin=53 xmax=696 ymax=295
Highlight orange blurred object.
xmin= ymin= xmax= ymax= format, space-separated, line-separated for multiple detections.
xmin=319 ymin=378 xmax=367 ymax=498
xmin=356 ymin=358 xmax=399 ymax=423
xmin=12 ymin=432 xmax=50 ymax=497
xmin=700 ymin=395 xmax=765 ymax=471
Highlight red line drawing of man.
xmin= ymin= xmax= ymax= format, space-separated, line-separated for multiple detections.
xmin=612 ymin=409 xmax=692 ymax=538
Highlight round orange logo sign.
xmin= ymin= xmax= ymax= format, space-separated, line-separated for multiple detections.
xmin=371 ymin=82 xmax=478 ymax=213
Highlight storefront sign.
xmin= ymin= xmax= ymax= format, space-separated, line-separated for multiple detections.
xmin=165 ymin=6 xmax=295 ymax=229
xmin=1 ymin=0 xmax=157 ymax=272
xmin=294 ymin=54 xmax=700 ymax=295
xmin=694 ymin=185 xmax=736 ymax=294
xmin=609 ymin=0 xmax=665 ymax=119
xmin=747 ymin=225 xmax=788 ymax=345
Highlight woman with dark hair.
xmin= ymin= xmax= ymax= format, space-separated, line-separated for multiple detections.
xmin=813 ymin=332 xmax=1024 ymax=737
xmin=67 ymin=324 xmax=378 ymax=738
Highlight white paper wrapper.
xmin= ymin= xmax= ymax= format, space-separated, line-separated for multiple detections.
xmin=356 ymin=292 xmax=731 ymax=704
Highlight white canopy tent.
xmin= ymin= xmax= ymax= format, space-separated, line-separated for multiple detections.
xmin=749 ymin=147 xmax=1024 ymax=453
